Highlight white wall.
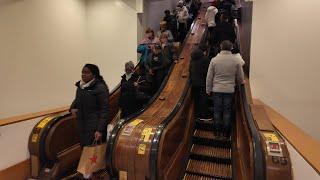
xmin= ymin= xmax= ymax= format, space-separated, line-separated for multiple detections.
xmin=0 ymin=0 xmax=175 ymax=170
xmin=250 ymin=0 xmax=320 ymax=141
xmin=86 ymin=0 xmax=139 ymax=89
xmin=0 ymin=0 xmax=141 ymax=119
xmin=286 ymin=140 xmax=320 ymax=180
xmin=0 ymin=0 xmax=88 ymax=119
xmin=0 ymin=118 xmax=40 ymax=170
xmin=0 ymin=0 xmax=143 ymax=170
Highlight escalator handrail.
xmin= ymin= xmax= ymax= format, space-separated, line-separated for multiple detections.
xmin=149 ymin=80 xmax=191 ymax=180
xmin=239 ymin=84 xmax=266 ymax=180
xmin=234 ymin=15 xmax=266 ymax=180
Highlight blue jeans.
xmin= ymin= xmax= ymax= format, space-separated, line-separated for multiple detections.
xmin=213 ymin=92 xmax=234 ymax=134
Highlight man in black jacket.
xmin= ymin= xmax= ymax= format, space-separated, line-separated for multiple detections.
xmin=189 ymin=45 xmax=210 ymax=119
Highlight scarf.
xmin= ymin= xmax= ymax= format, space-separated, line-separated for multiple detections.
xmin=79 ymin=78 xmax=95 ymax=89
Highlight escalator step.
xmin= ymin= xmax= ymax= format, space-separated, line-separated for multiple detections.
xmin=195 ymin=119 xmax=214 ymax=131
xmin=193 ymin=130 xmax=231 ymax=148
xmin=191 ymin=145 xmax=231 ymax=159
xmin=183 ymin=173 xmax=218 ymax=180
xmin=186 ymin=159 xmax=232 ymax=179
xmin=193 ymin=130 xmax=230 ymax=141
xmin=190 ymin=154 xmax=231 ymax=165
xmin=183 ymin=173 xmax=226 ymax=180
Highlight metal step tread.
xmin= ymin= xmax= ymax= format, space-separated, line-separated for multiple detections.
xmin=191 ymin=145 xmax=231 ymax=159
xmin=183 ymin=172 xmax=229 ymax=180
xmin=193 ymin=130 xmax=231 ymax=141
xmin=196 ymin=118 xmax=214 ymax=124
xmin=186 ymin=159 xmax=232 ymax=179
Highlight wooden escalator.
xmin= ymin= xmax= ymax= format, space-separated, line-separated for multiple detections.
xmin=28 ymin=1 xmax=294 ymax=180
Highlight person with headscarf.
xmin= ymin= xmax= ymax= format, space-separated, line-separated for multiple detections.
xmin=119 ymin=61 xmax=141 ymax=118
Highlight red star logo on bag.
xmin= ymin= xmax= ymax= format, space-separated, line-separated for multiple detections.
xmin=89 ymin=155 xmax=97 ymax=165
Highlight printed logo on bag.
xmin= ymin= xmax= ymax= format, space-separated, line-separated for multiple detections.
xmin=89 ymin=155 xmax=97 ymax=165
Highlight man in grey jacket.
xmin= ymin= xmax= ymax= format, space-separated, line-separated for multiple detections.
xmin=206 ymin=40 xmax=245 ymax=137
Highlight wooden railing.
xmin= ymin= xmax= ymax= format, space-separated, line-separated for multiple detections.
xmin=0 ymin=106 xmax=69 ymax=127
xmin=254 ymin=99 xmax=320 ymax=174
xmin=0 ymin=83 xmax=121 ymax=127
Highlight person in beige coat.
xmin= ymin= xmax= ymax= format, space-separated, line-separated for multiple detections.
xmin=206 ymin=40 xmax=245 ymax=137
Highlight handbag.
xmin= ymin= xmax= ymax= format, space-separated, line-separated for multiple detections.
xmin=77 ymin=140 xmax=106 ymax=175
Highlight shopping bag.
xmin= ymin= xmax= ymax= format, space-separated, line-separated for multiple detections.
xmin=77 ymin=141 xmax=106 ymax=175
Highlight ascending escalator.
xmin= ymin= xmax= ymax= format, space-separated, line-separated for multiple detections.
xmin=183 ymin=120 xmax=232 ymax=179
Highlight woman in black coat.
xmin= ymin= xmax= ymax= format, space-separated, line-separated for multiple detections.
xmin=70 ymin=64 xmax=109 ymax=147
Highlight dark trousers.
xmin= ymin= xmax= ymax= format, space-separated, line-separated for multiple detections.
xmin=207 ymin=26 xmax=215 ymax=46
xmin=178 ymin=22 xmax=187 ymax=42
xmin=212 ymin=92 xmax=234 ymax=135
xmin=120 ymin=102 xmax=137 ymax=118
xmin=192 ymin=86 xmax=208 ymax=118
